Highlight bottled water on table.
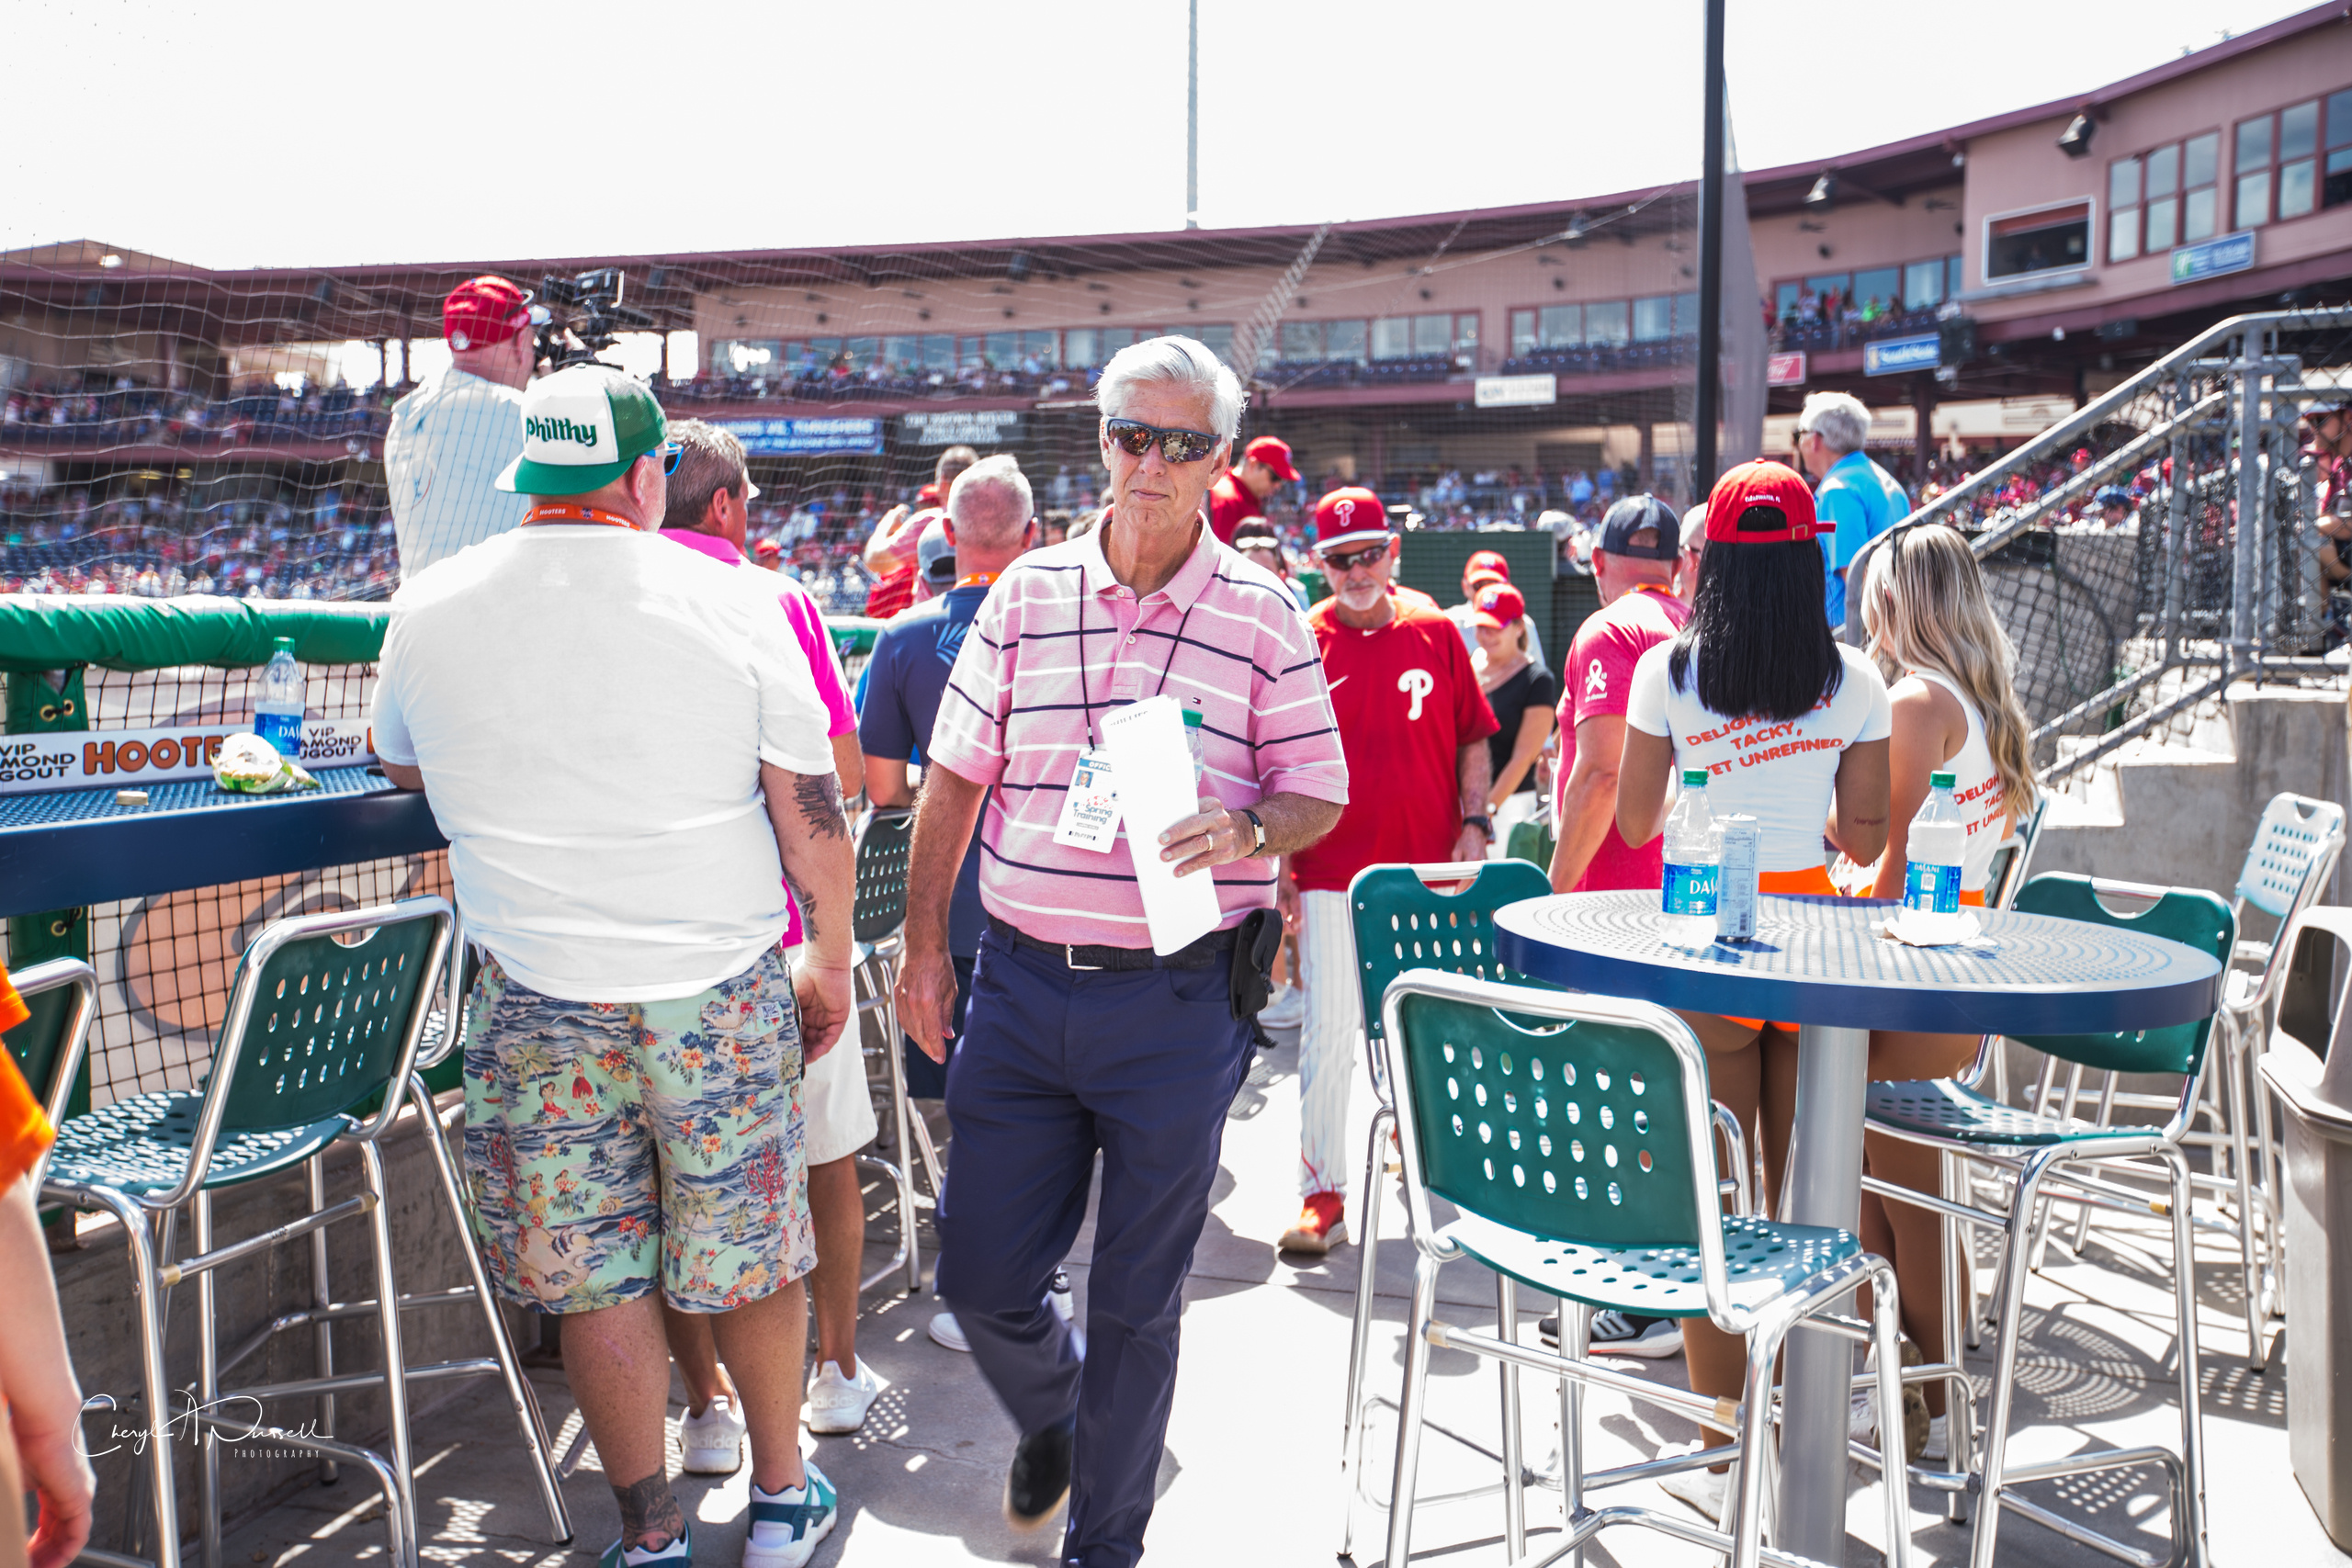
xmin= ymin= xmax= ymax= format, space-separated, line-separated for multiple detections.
xmin=1901 ymin=769 xmax=1968 ymax=942
xmin=1660 ymin=768 xmax=1721 ymax=948
xmin=253 ymin=636 xmax=307 ymax=757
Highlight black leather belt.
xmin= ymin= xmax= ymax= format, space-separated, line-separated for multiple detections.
xmin=986 ymin=913 xmax=1237 ymax=971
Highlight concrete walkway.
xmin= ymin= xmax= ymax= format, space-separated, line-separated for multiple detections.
xmin=217 ymin=1023 xmax=2346 ymax=1568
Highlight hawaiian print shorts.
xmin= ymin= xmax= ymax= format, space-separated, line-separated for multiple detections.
xmin=460 ymin=946 xmax=816 ymax=1314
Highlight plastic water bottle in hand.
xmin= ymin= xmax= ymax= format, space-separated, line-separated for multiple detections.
xmin=1660 ymin=768 xmax=1722 ymax=948
xmin=253 ymin=636 xmax=307 ymax=758
xmin=1901 ymin=770 xmax=1968 ymax=942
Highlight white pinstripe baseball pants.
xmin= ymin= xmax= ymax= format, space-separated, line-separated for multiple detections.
xmin=1296 ymin=888 xmax=1363 ymax=1198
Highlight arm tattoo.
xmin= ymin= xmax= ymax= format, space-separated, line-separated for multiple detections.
xmin=611 ymin=1471 xmax=684 ymax=1551
xmin=792 ymin=771 xmax=848 ymax=840
xmin=784 ymin=864 xmax=821 ymax=941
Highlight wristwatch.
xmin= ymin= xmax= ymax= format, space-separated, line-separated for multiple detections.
xmin=1239 ymin=807 xmax=1267 ymax=853
xmin=1462 ymin=814 xmax=1494 ymax=839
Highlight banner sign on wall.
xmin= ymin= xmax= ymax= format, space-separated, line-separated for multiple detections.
xmin=899 ymin=410 xmax=1025 ymax=446
xmin=713 ymin=417 xmax=884 ymax=457
xmin=0 ymin=718 xmax=375 ymax=795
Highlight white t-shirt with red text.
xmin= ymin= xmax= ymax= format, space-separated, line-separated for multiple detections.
xmin=1904 ymin=668 xmax=2012 ymax=892
xmin=1624 ymin=641 xmax=1892 ymax=873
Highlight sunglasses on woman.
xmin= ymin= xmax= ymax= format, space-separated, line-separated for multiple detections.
xmin=1103 ymin=417 xmax=1221 ymax=465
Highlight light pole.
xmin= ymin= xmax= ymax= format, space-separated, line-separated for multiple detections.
xmin=1692 ymin=0 xmax=1727 ymax=491
xmin=1186 ymin=0 xmax=1200 ymax=229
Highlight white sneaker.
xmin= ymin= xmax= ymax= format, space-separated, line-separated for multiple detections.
xmin=1658 ymin=1447 xmax=1732 ymax=1523
xmin=1849 ymin=1389 xmax=1877 ymax=1446
xmin=805 ymin=1358 xmax=887 ymax=1435
xmin=1921 ymin=1414 xmax=1948 ymax=1463
xmin=678 ymin=1395 xmax=745 ymax=1475
xmin=928 ymin=1311 xmax=970 ymax=1352
xmin=1258 ymin=984 xmax=1305 ymax=1030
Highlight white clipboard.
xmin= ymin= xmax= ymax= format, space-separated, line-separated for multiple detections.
xmin=1100 ymin=694 xmax=1223 ymax=955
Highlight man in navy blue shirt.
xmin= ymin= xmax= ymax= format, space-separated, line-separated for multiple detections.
xmin=859 ymin=454 xmax=1035 ymax=1354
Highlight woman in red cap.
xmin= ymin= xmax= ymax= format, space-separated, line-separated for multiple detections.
xmin=1611 ymin=460 xmax=1894 ymax=1520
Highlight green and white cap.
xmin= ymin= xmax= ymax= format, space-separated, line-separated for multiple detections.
xmin=494 ymin=364 xmax=668 ymax=496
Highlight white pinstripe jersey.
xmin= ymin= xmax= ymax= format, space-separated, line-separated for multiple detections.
xmin=385 ymin=367 xmax=530 ymax=579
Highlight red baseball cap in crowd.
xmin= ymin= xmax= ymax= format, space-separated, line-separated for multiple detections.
xmin=916 ymin=482 xmax=941 ymax=507
xmin=1465 ymin=568 xmax=1508 ymax=595
xmin=442 ymin=276 xmax=533 ymax=350
xmin=1470 ymin=581 xmax=1526 ymax=628
xmin=1314 ymin=487 xmax=1392 ymax=551
xmin=753 ymin=538 xmax=782 ymax=559
xmin=1704 ymin=459 xmax=1825 ymax=544
xmin=1242 ymin=436 xmax=1300 ymax=481
xmin=1465 ymin=548 xmax=1511 ymax=580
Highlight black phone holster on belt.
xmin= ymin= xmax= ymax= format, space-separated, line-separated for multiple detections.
xmin=1228 ymin=908 xmax=1283 ymax=1021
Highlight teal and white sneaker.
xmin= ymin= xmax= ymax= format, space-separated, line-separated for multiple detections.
xmin=743 ymin=1461 xmax=838 ymax=1568
xmin=597 ymin=1519 xmax=692 ymax=1568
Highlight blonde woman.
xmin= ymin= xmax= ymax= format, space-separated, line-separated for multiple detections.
xmin=1848 ymin=522 xmax=2038 ymax=1460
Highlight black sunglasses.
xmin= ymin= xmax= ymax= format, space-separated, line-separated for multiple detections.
xmin=1104 ymin=417 xmax=1222 ymax=465
xmin=1318 ymin=541 xmax=1390 ymax=572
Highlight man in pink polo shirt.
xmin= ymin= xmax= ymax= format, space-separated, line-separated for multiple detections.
xmin=655 ymin=421 xmax=891 ymax=1444
xmin=894 ymin=337 xmax=1347 ymax=1563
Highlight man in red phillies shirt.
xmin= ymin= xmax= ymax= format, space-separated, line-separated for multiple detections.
xmin=863 ymin=446 xmax=978 ymax=619
xmin=1550 ymin=494 xmax=1690 ymax=895
xmin=1277 ymin=487 xmax=1498 ymax=1254
xmin=1204 ymin=434 xmax=1300 ymax=544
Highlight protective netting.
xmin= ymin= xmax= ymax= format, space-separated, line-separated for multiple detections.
xmin=2 ymin=212 xmax=1717 ymax=609
xmin=1914 ymin=309 xmax=2352 ymax=785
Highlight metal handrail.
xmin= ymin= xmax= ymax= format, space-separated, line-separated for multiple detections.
xmin=1905 ymin=304 xmax=2352 ymax=536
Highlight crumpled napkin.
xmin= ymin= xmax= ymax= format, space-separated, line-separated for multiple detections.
xmin=1879 ymin=909 xmax=1997 ymax=951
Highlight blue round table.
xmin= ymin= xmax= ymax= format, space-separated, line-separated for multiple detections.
xmin=1494 ymin=890 xmax=2224 ymax=1563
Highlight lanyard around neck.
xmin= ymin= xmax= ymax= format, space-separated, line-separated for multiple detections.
xmin=525 ymin=502 xmax=638 ymax=529
xmin=956 ymin=572 xmax=999 ymax=589
xmin=1075 ymin=592 xmax=1197 ymax=747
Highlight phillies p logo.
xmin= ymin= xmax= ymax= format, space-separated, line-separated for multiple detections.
xmin=1397 ymin=668 xmax=1434 ymax=721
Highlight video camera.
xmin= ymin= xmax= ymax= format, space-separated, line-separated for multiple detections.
xmin=531 ymin=268 xmax=656 ymax=371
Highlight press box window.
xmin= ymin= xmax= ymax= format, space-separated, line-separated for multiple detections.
xmin=2113 ymin=135 xmax=2222 ymax=256
xmin=1987 ymin=202 xmax=2090 ymax=280
xmin=2233 ymin=99 xmax=2322 ymax=229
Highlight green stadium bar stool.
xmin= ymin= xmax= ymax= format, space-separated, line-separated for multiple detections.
xmin=1335 ymin=863 xmax=1753 ymax=1559
xmin=847 ymin=807 xmax=934 ymax=1294
xmin=40 ymin=898 xmax=453 ymax=1568
xmin=1861 ymin=874 xmax=2233 ymax=1568
xmin=1377 ymin=969 xmax=1911 ymax=1568
xmin=2012 ymin=795 xmax=2340 ymax=1361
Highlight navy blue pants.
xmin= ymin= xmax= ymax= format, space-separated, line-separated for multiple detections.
xmin=935 ymin=926 xmax=1252 ymax=1568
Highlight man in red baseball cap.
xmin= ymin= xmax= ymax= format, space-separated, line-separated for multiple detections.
xmin=1204 ymin=434 xmax=1299 ymax=545
xmin=1444 ymin=546 xmax=1546 ymax=669
xmin=1279 ymin=485 xmax=1496 ymax=1255
xmin=385 ymin=275 xmax=544 ymax=578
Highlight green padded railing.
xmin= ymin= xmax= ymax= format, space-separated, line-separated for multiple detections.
xmin=1393 ymin=987 xmax=1705 ymax=1250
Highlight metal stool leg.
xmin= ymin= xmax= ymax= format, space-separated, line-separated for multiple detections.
xmin=1968 ymin=1150 xmax=2057 ymax=1568
xmin=1558 ymin=1302 xmax=1589 ymax=1568
xmin=1496 ymin=1272 xmax=1525 ymax=1560
xmin=2164 ymin=1145 xmax=2212 ymax=1564
xmin=1939 ymin=1151 xmax=1975 ymax=1525
xmin=876 ymin=953 xmax=922 ymax=1294
xmin=407 ymin=1074 xmax=572 ymax=1544
xmin=1337 ymin=1103 xmax=1391 ymax=1558
xmin=1383 ymin=1252 xmax=1442 ymax=1568
xmin=360 ymin=1141 xmax=420 ymax=1568
xmin=305 ymin=1155 xmax=340 ymax=1486
xmin=195 ymin=1190 xmax=222 ymax=1568
xmin=2219 ymin=1017 xmax=2266 ymax=1359
xmin=77 ymin=1187 xmax=183 ymax=1568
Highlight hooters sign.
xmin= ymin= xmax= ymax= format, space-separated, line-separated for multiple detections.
xmin=0 ymin=718 xmax=376 ymax=795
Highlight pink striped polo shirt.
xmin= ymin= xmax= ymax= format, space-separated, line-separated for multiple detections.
xmin=925 ymin=513 xmax=1349 ymax=947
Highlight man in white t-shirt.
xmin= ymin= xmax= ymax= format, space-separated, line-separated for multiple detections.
xmin=385 ymin=276 xmax=539 ymax=579
xmin=371 ymin=365 xmax=853 ymax=1568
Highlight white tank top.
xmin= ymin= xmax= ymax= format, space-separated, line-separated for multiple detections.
xmin=1906 ymin=668 xmax=2009 ymax=893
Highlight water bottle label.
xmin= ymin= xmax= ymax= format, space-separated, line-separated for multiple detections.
xmin=254 ymin=712 xmax=305 ymax=756
xmin=1903 ymin=860 xmax=1962 ymax=917
xmin=1663 ymin=863 xmax=1720 ymax=917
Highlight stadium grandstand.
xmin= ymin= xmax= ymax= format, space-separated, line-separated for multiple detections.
xmin=2 ymin=4 xmax=2350 ymax=611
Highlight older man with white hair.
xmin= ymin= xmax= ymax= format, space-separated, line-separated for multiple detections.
xmin=1793 ymin=389 xmax=1909 ymax=628
xmin=895 ymin=336 xmax=1347 ymax=1564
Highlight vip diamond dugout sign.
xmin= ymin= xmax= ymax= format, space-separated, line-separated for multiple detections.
xmin=0 ymin=717 xmax=374 ymax=795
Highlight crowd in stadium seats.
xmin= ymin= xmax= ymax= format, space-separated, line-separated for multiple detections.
xmin=1770 ymin=297 xmax=1945 ymax=354
xmin=1 ymin=382 xmax=395 ymax=447
xmin=0 ymin=480 xmax=400 ymax=599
